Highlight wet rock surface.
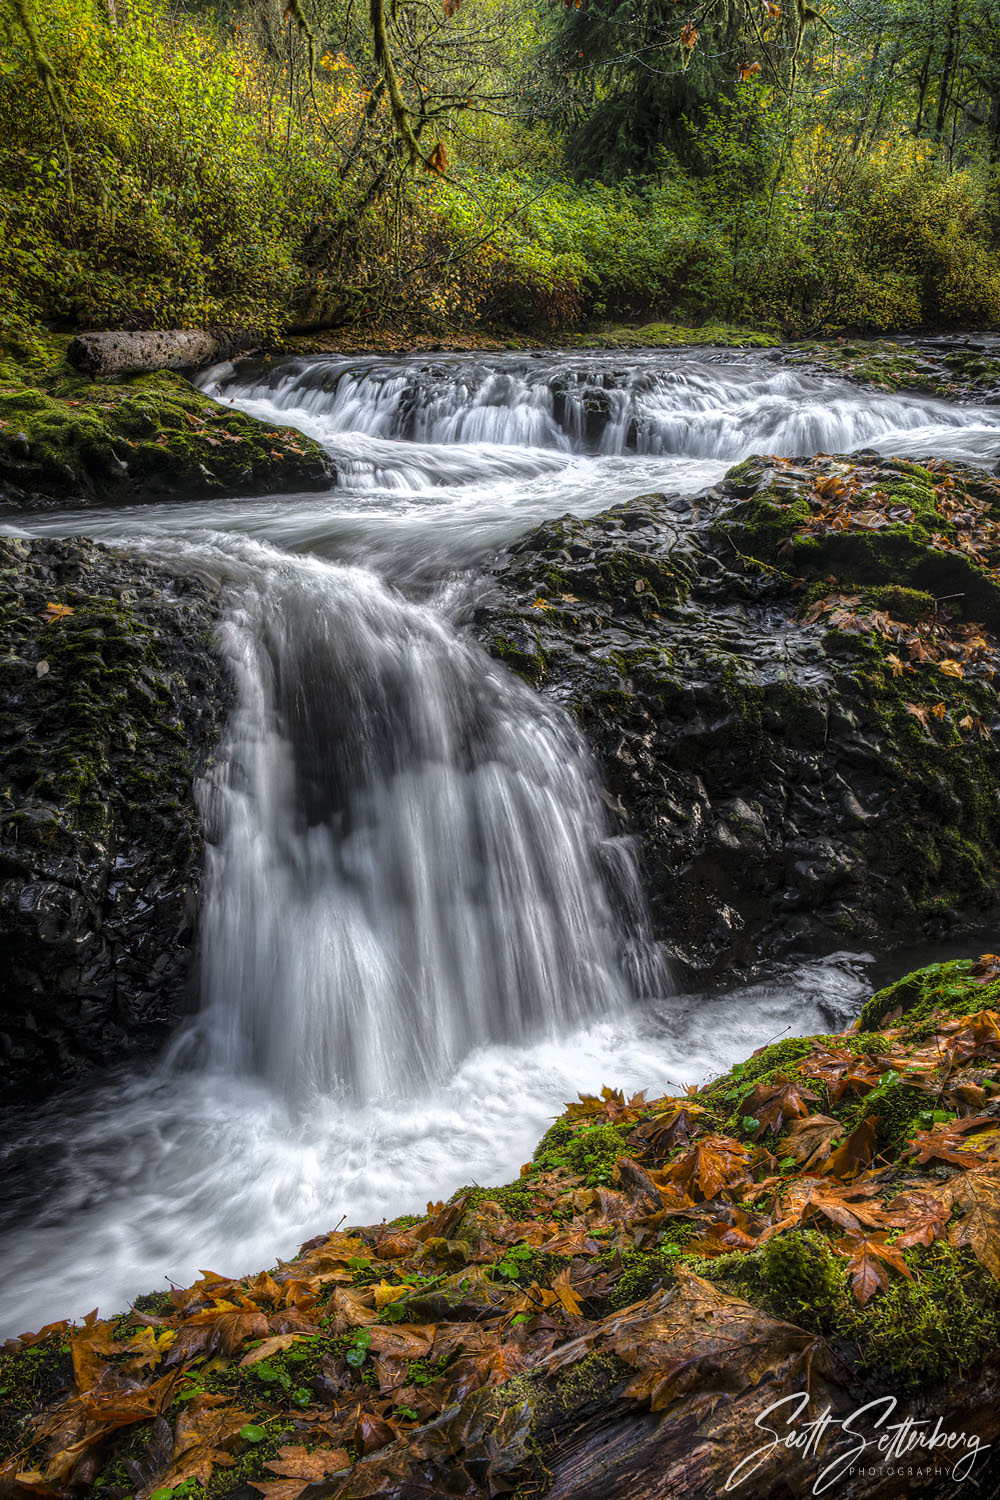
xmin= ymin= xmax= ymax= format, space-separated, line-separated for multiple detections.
xmin=776 ymin=334 xmax=1000 ymax=404
xmin=473 ymin=454 xmax=1000 ymax=975
xmin=0 ymin=536 xmax=227 ymax=1098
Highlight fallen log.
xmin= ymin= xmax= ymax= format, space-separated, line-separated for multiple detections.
xmin=66 ymin=327 xmax=260 ymax=379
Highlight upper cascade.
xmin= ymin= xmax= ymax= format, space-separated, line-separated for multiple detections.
xmin=204 ymin=350 xmax=1000 ymax=475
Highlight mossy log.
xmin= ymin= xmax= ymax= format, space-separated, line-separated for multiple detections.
xmin=66 ymin=329 xmax=260 ymax=379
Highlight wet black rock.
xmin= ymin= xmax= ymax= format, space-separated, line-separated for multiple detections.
xmin=473 ymin=456 xmax=1000 ymax=976
xmin=0 ymin=536 xmax=228 ymax=1098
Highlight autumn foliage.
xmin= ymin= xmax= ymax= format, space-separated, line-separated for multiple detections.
xmin=3 ymin=958 xmax=1000 ymax=1498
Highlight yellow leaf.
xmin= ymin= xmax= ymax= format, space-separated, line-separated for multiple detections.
xmin=43 ymin=602 xmax=74 ymax=621
xmin=939 ymin=659 xmax=965 ymax=678
xmin=959 ymin=714 xmax=974 ymax=731
xmin=372 ymin=1281 xmax=410 ymax=1310
xmin=931 ymin=702 xmax=948 ymax=720
xmin=531 ymin=597 xmax=552 ymax=610
xmin=550 ymin=1268 xmax=584 ymax=1318
xmin=240 ymin=1334 xmax=308 ymax=1367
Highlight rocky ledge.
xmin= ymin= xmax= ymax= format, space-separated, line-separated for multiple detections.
xmin=473 ymin=452 xmax=1000 ymax=975
xmin=2 ymin=958 xmax=999 ymax=1500
xmin=777 ymin=335 xmax=1000 ymax=403
xmin=0 ymin=354 xmax=334 ymax=509
xmin=0 ymin=536 xmax=227 ymax=1098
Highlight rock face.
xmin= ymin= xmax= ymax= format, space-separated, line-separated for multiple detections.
xmin=473 ymin=454 xmax=1000 ymax=975
xmin=0 ymin=536 xmax=227 ymax=1098
xmin=778 ymin=334 xmax=1000 ymax=403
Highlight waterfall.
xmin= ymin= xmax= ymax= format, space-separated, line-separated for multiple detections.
xmin=195 ymin=547 xmax=658 ymax=1099
xmin=202 ymin=349 xmax=1000 ymax=482
xmin=2 ymin=344 xmax=999 ymax=1334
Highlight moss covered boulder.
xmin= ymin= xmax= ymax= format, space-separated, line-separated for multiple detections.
xmin=0 ymin=355 xmax=334 ymax=508
xmin=0 ymin=535 xmax=227 ymax=1097
xmin=780 ymin=335 xmax=1000 ymax=403
xmin=4 ymin=959 xmax=1000 ymax=1499
xmin=473 ymin=455 xmax=1000 ymax=974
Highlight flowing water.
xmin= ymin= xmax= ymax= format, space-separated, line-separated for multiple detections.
xmin=2 ymin=347 xmax=999 ymax=1336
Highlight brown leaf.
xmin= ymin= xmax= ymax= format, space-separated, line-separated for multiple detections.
xmin=355 ymin=1411 xmax=399 ymax=1455
xmin=741 ymin=1078 xmax=821 ymax=1138
xmin=782 ymin=1114 xmax=843 ymax=1170
xmin=612 ymin=1269 xmax=815 ymax=1414
xmin=948 ymin=1167 xmax=1000 ymax=1278
xmin=889 ymin=1187 xmax=952 ymax=1250
xmin=906 ymin=1115 xmax=997 ymax=1167
xmin=630 ymin=1105 xmax=707 ymax=1158
xmin=165 ymin=1304 xmax=269 ymax=1365
xmin=148 ymin=1394 xmax=250 ymax=1494
xmin=251 ymin=1444 xmax=352 ymax=1500
xmin=550 ymin=1268 xmax=584 ymax=1319
xmin=836 ymin=1233 xmax=913 ymax=1305
xmin=820 ymin=1115 xmax=878 ymax=1179
xmin=240 ymin=1334 xmax=312 ymax=1368
xmin=655 ymin=1135 xmax=750 ymax=1202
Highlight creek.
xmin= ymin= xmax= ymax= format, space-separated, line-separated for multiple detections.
xmin=2 ymin=347 xmax=999 ymax=1335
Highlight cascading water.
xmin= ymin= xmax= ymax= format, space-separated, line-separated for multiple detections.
xmin=3 ymin=345 xmax=1000 ymax=1336
xmin=195 ymin=548 xmax=655 ymax=1100
xmin=208 ymin=348 xmax=1000 ymax=470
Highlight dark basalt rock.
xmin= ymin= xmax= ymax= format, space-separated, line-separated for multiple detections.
xmin=473 ymin=456 xmax=1000 ymax=977
xmin=0 ymin=536 xmax=228 ymax=1098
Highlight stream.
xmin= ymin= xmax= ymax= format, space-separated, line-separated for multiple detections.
xmin=3 ymin=347 xmax=1000 ymax=1337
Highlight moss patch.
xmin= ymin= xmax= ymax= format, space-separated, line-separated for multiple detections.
xmin=0 ymin=351 xmax=333 ymax=506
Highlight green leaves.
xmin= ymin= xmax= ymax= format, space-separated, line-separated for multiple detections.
xmin=344 ymin=1327 xmax=372 ymax=1368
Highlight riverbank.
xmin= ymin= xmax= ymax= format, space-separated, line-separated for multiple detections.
xmin=2 ymin=957 xmax=999 ymax=1500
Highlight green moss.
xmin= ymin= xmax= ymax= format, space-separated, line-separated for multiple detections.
xmin=561 ymin=1123 xmax=631 ymax=1178
xmin=0 ymin=587 xmax=191 ymax=847
xmin=857 ymin=959 xmax=988 ymax=1031
xmin=858 ymin=1245 xmax=1000 ymax=1391
xmin=0 ymin=1337 xmax=73 ymax=1463
xmin=694 ymin=1231 xmax=854 ymax=1337
xmin=840 ymin=1071 xmax=928 ymax=1153
xmin=201 ymin=1421 xmax=298 ymax=1500
xmin=602 ymin=1234 xmax=695 ymax=1311
xmin=704 ymin=1036 xmax=818 ymax=1116
xmin=0 ymin=357 xmax=331 ymax=504
xmin=462 ymin=1182 xmax=536 ymax=1218
xmin=720 ymin=463 xmax=1000 ymax=629
xmin=532 ymin=1117 xmax=574 ymax=1161
xmin=572 ymin=322 xmax=779 ymax=350
xmin=488 ymin=631 xmax=546 ymax=687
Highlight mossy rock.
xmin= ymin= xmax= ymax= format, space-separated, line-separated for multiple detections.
xmin=857 ymin=958 xmax=999 ymax=1031
xmin=0 ymin=534 xmax=228 ymax=1097
xmin=0 ymin=356 xmax=334 ymax=507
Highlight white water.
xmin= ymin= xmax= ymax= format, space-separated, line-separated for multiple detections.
xmin=2 ymin=347 xmax=998 ymax=1336
xmin=195 ymin=541 xmax=657 ymax=1100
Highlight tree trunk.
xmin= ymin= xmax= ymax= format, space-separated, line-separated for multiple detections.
xmin=66 ymin=329 xmax=260 ymax=379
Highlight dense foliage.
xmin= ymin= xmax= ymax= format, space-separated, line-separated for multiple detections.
xmin=1 ymin=0 xmax=999 ymax=344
